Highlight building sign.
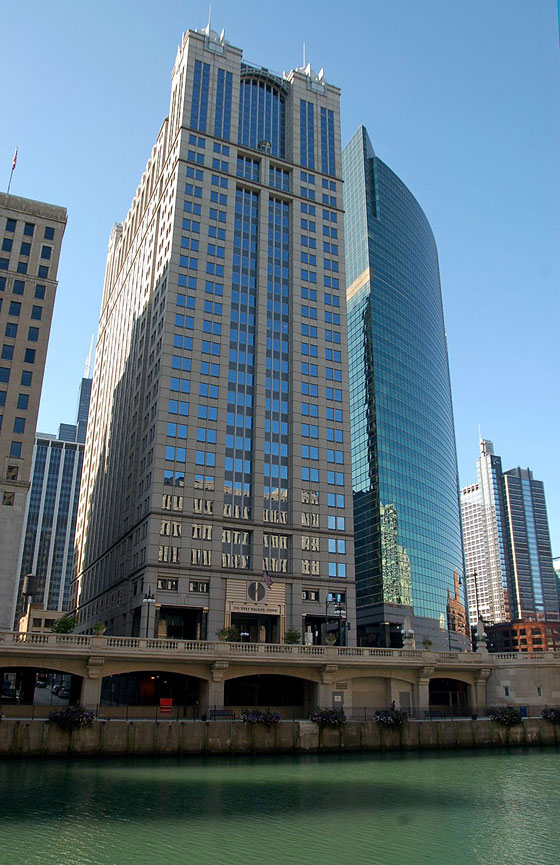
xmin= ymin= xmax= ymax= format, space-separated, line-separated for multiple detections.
xmin=230 ymin=603 xmax=281 ymax=615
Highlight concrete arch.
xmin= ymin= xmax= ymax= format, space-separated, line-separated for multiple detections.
xmin=223 ymin=664 xmax=320 ymax=684
xmin=342 ymin=669 xmax=418 ymax=686
xmin=0 ymin=657 xmax=86 ymax=679
xmin=99 ymin=660 xmax=212 ymax=682
xmin=429 ymin=671 xmax=476 ymax=687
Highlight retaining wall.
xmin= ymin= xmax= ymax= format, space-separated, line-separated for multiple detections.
xmin=1 ymin=718 xmax=559 ymax=757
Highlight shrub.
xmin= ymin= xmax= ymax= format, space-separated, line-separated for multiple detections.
xmin=51 ymin=616 xmax=76 ymax=634
xmin=241 ymin=708 xmax=281 ymax=727
xmin=49 ymin=706 xmax=96 ymax=732
xmin=542 ymin=708 xmax=560 ymax=724
xmin=375 ymin=708 xmax=408 ymax=727
xmin=488 ymin=706 xmax=523 ymax=727
xmin=217 ymin=626 xmax=240 ymax=642
xmin=284 ymin=629 xmax=301 ymax=644
xmin=310 ymin=708 xmax=346 ymax=727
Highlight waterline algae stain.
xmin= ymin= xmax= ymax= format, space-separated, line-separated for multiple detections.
xmin=0 ymin=750 xmax=558 ymax=865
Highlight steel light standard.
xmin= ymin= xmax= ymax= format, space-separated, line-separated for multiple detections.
xmin=324 ymin=596 xmax=347 ymax=646
xmin=143 ymin=588 xmax=156 ymax=638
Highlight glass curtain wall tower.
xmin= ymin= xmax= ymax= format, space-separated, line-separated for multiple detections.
xmin=72 ymin=25 xmax=355 ymax=644
xmin=16 ymin=372 xmax=92 ymax=617
xmin=343 ymin=127 xmax=467 ymax=650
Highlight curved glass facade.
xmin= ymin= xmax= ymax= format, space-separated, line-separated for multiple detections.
xmin=238 ymin=71 xmax=285 ymax=157
xmin=343 ymin=126 xmax=468 ymax=649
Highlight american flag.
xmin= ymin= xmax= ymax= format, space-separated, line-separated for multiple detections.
xmin=263 ymin=568 xmax=273 ymax=589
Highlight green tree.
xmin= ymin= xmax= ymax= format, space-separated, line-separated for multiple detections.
xmin=51 ymin=616 xmax=76 ymax=634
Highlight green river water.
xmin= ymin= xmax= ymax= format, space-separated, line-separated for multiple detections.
xmin=0 ymin=749 xmax=558 ymax=865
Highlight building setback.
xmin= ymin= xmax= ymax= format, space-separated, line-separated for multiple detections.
xmin=0 ymin=193 xmax=67 ymax=629
xmin=15 ymin=373 xmax=92 ymax=616
xmin=461 ymin=440 xmax=559 ymax=624
xmin=342 ymin=127 xmax=468 ymax=650
xmin=72 ymin=24 xmax=355 ymax=643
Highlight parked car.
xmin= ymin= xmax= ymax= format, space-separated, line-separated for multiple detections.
xmin=51 ymin=684 xmax=61 ymax=695
xmin=35 ymin=679 xmax=48 ymax=688
xmin=59 ymin=688 xmax=70 ymax=699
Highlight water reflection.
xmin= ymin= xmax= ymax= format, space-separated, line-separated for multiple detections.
xmin=1 ymin=750 xmax=558 ymax=865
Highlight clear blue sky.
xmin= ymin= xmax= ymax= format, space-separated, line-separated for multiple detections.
xmin=2 ymin=1 xmax=559 ymax=553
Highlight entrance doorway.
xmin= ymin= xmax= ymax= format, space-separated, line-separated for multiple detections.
xmin=230 ymin=613 xmax=278 ymax=643
xmin=158 ymin=607 xmax=206 ymax=640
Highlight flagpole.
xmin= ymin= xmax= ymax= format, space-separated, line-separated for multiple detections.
xmin=7 ymin=148 xmax=17 ymax=195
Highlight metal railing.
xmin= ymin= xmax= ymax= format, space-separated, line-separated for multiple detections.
xmin=3 ymin=703 xmax=554 ymax=723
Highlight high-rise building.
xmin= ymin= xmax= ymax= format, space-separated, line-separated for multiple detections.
xmin=72 ymin=24 xmax=355 ymax=643
xmin=0 ymin=193 xmax=67 ymax=628
xmin=342 ymin=127 xmax=468 ymax=650
xmin=461 ymin=440 xmax=559 ymax=623
xmin=460 ymin=440 xmax=511 ymax=624
xmin=502 ymin=466 xmax=558 ymax=620
xmin=16 ymin=371 xmax=92 ymax=616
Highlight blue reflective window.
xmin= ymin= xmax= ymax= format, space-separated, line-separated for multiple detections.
xmin=238 ymin=75 xmax=285 ymax=157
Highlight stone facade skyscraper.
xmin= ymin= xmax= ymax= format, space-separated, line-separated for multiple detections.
xmin=0 ymin=193 xmax=67 ymax=628
xmin=73 ymin=24 xmax=355 ymax=643
xmin=343 ymin=127 xmax=467 ymax=650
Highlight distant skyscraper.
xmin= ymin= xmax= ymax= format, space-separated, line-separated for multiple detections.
xmin=460 ymin=440 xmax=511 ymax=624
xmin=461 ymin=440 xmax=559 ymax=623
xmin=0 ymin=193 xmax=67 ymax=628
xmin=72 ymin=24 xmax=356 ymax=643
xmin=16 ymin=371 xmax=92 ymax=614
xmin=342 ymin=127 xmax=467 ymax=650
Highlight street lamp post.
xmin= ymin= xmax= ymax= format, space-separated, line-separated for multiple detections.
xmin=324 ymin=596 xmax=347 ymax=646
xmin=143 ymin=588 xmax=156 ymax=639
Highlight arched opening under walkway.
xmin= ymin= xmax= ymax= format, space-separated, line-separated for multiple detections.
xmin=224 ymin=674 xmax=316 ymax=717
xmin=101 ymin=671 xmax=203 ymax=713
xmin=429 ymin=677 xmax=470 ymax=716
xmin=0 ymin=666 xmax=82 ymax=707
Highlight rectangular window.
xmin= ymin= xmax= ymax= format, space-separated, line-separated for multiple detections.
xmin=300 ymin=100 xmax=315 ymax=168
xmin=9 ymin=441 xmax=22 ymax=458
xmin=214 ymin=67 xmax=233 ymax=140
xmin=28 ymin=327 xmax=39 ymax=342
xmin=190 ymin=59 xmax=211 ymax=132
xmin=157 ymin=578 xmax=178 ymax=591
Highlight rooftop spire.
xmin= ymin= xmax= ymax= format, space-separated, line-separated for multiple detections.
xmin=85 ymin=334 xmax=94 ymax=378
